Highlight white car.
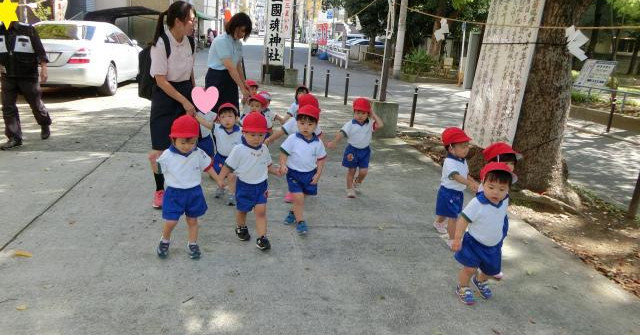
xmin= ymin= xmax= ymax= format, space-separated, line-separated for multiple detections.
xmin=35 ymin=21 xmax=141 ymax=96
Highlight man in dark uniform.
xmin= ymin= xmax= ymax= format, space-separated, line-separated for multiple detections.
xmin=0 ymin=21 xmax=50 ymax=150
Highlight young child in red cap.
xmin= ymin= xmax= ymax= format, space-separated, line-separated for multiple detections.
xmin=217 ymin=112 xmax=281 ymax=251
xmin=451 ymin=162 xmax=516 ymax=305
xmin=243 ymin=94 xmax=273 ymax=137
xmin=152 ymin=115 xmax=222 ymax=260
xmin=241 ymin=79 xmax=259 ymax=117
xmin=327 ymin=97 xmax=383 ymax=198
xmin=478 ymin=142 xmax=523 ymax=280
xmin=279 ymin=104 xmax=327 ymax=235
xmin=434 ymin=127 xmax=479 ymax=247
xmin=282 ymin=85 xmax=310 ymax=123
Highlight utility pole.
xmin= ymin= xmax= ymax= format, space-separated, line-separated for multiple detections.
xmin=392 ymin=0 xmax=407 ymax=78
xmin=289 ymin=0 xmax=296 ymax=69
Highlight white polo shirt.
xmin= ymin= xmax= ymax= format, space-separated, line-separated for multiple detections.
xmin=224 ymin=138 xmax=272 ymax=184
xmin=280 ymin=133 xmax=327 ymax=172
xmin=197 ymin=111 xmax=217 ymax=138
xmin=287 ymin=102 xmax=298 ymax=117
xmin=157 ymin=146 xmax=212 ymax=189
xmin=281 ymin=118 xmax=323 ymax=136
xmin=462 ymin=193 xmax=509 ymax=247
xmin=213 ymin=124 xmax=242 ymax=157
xmin=441 ymin=155 xmax=469 ymax=191
xmin=150 ymin=31 xmax=194 ymax=82
xmin=240 ymin=110 xmax=273 ymax=129
xmin=340 ymin=119 xmax=375 ymax=149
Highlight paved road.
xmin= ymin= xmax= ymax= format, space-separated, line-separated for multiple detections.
xmin=0 ymin=71 xmax=639 ymax=334
xmin=239 ymin=37 xmax=640 ymax=208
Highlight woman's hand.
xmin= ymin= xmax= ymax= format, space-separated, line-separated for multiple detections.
xmin=241 ymin=84 xmax=251 ymax=100
xmin=182 ymin=100 xmax=196 ymax=116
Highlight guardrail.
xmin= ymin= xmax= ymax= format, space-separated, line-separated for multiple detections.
xmin=573 ymin=84 xmax=640 ymax=114
xmin=321 ymin=45 xmax=349 ymax=69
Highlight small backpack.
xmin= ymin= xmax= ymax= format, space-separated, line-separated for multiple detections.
xmin=137 ymin=33 xmax=195 ymax=100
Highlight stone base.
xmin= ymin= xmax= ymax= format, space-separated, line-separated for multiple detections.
xmin=284 ymin=69 xmax=299 ymax=88
xmin=372 ymin=101 xmax=399 ymax=138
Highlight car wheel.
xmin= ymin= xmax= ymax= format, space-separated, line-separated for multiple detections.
xmin=97 ymin=63 xmax=117 ymax=96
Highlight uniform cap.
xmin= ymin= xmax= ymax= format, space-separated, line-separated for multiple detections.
xmin=353 ymin=97 xmax=372 ymax=113
xmin=297 ymin=93 xmax=319 ymax=109
xmin=297 ymin=104 xmax=320 ymax=121
xmin=218 ymin=102 xmax=239 ymax=116
xmin=248 ymin=94 xmax=268 ymax=108
xmin=258 ymin=91 xmax=272 ymax=101
xmin=169 ymin=115 xmax=199 ymax=138
xmin=242 ymin=112 xmax=268 ymax=133
xmin=246 ymin=79 xmax=258 ymax=87
xmin=482 ymin=142 xmax=522 ymax=162
xmin=480 ymin=162 xmax=518 ymax=184
xmin=441 ymin=127 xmax=471 ymax=146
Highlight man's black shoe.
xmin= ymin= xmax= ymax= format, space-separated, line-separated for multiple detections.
xmin=0 ymin=138 xmax=22 ymax=150
xmin=41 ymin=125 xmax=50 ymax=140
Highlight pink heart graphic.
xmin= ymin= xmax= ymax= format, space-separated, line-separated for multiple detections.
xmin=191 ymin=86 xmax=219 ymax=113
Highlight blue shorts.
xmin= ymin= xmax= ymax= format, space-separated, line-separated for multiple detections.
xmin=435 ymin=186 xmax=464 ymax=218
xmin=197 ymin=135 xmax=215 ymax=157
xmin=235 ymin=179 xmax=268 ymax=212
xmin=162 ymin=185 xmax=208 ymax=221
xmin=455 ymin=233 xmax=502 ymax=276
xmin=342 ymin=144 xmax=371 ymax=169
xmin=213 ymin=153 xmax=227 ymax=174
xmin=286 ymin=168 xmax=318 ymax=195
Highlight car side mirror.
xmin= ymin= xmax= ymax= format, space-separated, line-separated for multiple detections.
xmin=131 ymin=39 xmax=138 ymax=46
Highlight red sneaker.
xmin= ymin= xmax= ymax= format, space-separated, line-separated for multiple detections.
xmin=284 ymin=192 xmax=293 ymax=203
xmin=152 ymin=190 xmax=164 ymax=209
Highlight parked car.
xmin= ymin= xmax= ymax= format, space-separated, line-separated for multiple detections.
xmin=35 ymin=21 xmax=142 ymax=96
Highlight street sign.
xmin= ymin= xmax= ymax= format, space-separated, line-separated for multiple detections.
xmin=574 ymin=59 xmax=617 ymax=90
xmin=265 ymin=0 xmax=285 ymax=66
xmin=326 ymin=9 xmax=333 ymax=19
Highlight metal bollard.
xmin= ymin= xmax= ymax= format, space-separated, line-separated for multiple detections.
xmin=309 ymin=66 xmax=314 ymax=91
xmin=621 ymin=92 xmax=627 ymax=114
xmin=325 ymin=69 xmax=330 ymax=98
xmin=606 ymin=90 xmax=617 ymax=133
xmin=462 ymin=102 xmax=469 ymax=130
xmin=344 ymin=73 xmax=350 ymax=105
xmin=627 ymin=170 xmax=640 ymax=220
xmin=410 ymin=87 xmax=418 ymax=127
xmin=303 ymin=64 xmax=307 ymax=85
xmin=373 ymin=79 xmax=379 ymax=100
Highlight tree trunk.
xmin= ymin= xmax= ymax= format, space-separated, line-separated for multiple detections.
xmin=627 ymin=39 xmax=640 ymax=75
xmin=427 ymin=0 xmax=447 ymax=58
xmin=610 ymin=29 xmax=620 ymax=61
xmin=586 ymin=0 xmax=604 ymax=58
xmin=511 ymin=0 xmax=592 ymax=205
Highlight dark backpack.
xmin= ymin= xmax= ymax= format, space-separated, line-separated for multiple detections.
xmin=137 ymin=33 xmax=195 ymax=100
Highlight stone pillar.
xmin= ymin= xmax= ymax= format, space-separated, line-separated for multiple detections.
xmin=372 ymin=101 xmax=398 ymax=138
xmin=284 ymin=69 xmax=299 ymax=88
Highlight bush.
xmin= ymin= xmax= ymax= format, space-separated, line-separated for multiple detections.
xmin=403 ymin=49 xmax=437 ymax=75
xmin=571 ymin=90 xmax=605 ymax=104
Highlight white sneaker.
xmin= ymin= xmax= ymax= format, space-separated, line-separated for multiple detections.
xmin=493 ymin=272 xmax=504 ymax=280
xmin=214 ymin=187 xmax=225 ymax=198
xmin=346 ymin=188 xmax=356 ymax=198
xmin=433 ymin=220 xmax=448 ymax=234
xmin=446 ymin=239 xmax=454 ymax=250
xmin=353 ymin=178 xmax=361 ymax=193
xmin=227 ymin=193 xmax=236 ymax=206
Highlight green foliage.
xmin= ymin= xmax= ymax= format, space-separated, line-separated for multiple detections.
xmin=608 ymin=0 xmax=640 ymax=20
xmin=403 ymin=48 xmax=437 ymax=75
xmin=31 ymin=1 xmax=51 ymax=22
xmin=344 ymin=0 xmax=388 ymax=41
xmin=571 ymin=90 xmax=605 ymax=104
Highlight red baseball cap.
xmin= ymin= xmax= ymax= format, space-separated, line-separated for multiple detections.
xmin=258 ymin=91 xmax=272 ymax=101
xmin=218 ymin=102 xmax=239 ymax=116
xmin=248 ymin=94 xmax=268 ymax=108
xmin=297 ymin=104 xmax=320 ymax=121
xmin=353 ymin=97 xmax=372 ymax=113
xmin=242 ymin=112 xmax=268 ymax=133
xmin=246 ymin=79 xmax=258 ymax=87
xmin=482 ymin=142 xmax=522 ymax=162
xmin=480 ymin=162 xmax=518 ymax=184
xmin=298 ymin=93 xmax=319 ymax=109
xmin=169 ymin=115 xmax=199 ymax=138
xmin=441 ymin=127 xmax=471 ymax=146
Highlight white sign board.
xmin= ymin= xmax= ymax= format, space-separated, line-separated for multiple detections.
xmin=281 ymin=0 xmax=293 ymax=37
xmin=266 ymin=0 xmax=285 ymax=66
xmin=574 ymin=59 xmax=617 ymax=90
xmin=465 ymin=0 xmax=546 ymax=147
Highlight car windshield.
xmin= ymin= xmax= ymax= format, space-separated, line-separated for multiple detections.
xmin=36 ymin=24 xmax=96 ymax=40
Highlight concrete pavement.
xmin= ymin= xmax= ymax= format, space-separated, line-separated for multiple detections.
xmin=0 ymin=66 xmax=639 ymax=334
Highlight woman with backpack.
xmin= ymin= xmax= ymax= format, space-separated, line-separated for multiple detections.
xmin=148 ymin=1 xmax=197 ymax=209
xmin=205 ymin=12 xmax=253 ymax=113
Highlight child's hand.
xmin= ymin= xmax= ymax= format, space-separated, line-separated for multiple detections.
xmin=217 ymin=180 xmax=225 ymax=189
xmin=469 ymin=181 xmax=479 ymax=193
xmin=263 ymin=137 xmax=272 ymax=146
xmin=310 ymin=172 xmax=321 ymax=185
xmin=451 ymin=239 xmax=462 ymax=252
xmin=326 ymin=141 xmax=336 ymax=150
xmin=279 ymin=165 xmax=288 ymax=176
